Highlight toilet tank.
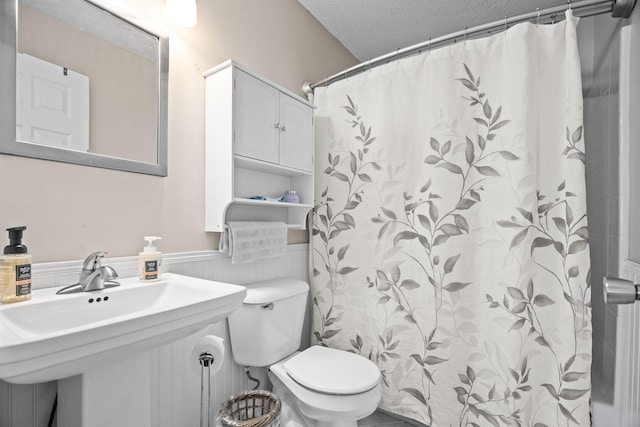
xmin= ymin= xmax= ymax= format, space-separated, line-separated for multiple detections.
xmin=228 ymin=277 xmax=309 ymax=367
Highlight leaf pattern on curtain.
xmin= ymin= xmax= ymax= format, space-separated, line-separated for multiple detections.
xmin=312 ymin=12 xmax=589 ymax=427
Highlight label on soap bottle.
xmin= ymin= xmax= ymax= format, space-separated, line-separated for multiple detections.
xmin=15 ymin=263 xmax=31 ymax=296
xmin=144 ymin=260 xmax=158 ymax=280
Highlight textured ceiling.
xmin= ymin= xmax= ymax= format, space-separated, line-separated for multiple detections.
xmin=297 ymin=0 xmax=569 ymax=61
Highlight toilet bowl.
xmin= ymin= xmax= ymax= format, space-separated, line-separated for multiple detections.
xmin=227 ymin=278 xmax=382 ymax=426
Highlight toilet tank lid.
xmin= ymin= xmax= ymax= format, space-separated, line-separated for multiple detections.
xmin=243 ymin=278 xmax=309 ymax=304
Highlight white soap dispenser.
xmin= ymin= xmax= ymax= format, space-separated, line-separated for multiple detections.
xmin=139 ymin=236 xmax=162 ymax=282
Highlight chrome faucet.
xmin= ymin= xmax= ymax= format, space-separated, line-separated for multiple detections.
xmin=56 ymin=251 xmax=119 ymax=295
xmin=78 ymin=251 xmax=119 ymax=292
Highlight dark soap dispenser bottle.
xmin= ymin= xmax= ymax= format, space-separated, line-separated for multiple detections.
xmin=0 ymin=226 xmax=32 ymax=303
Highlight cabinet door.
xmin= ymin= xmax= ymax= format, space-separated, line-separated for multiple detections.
xmin=278 ymin=94 xmax=313 ymax=172
xmin=234 ymin=70 xmax=279 ymax=163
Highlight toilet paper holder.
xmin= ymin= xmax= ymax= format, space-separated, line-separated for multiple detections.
xmin=200 ymin=351 xmax=215 ymax=427
xmin=200 ymin=352 xmax=215 ymax=367
xmin=193 ymin=335 xmax=224 ymax=427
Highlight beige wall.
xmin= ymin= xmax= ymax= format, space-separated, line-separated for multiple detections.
xmin=0 ymin=0 xmax=357 ymax=262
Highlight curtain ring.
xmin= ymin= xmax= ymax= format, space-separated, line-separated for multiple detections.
xmin=428 ymin=37 xmax=432 ymax=55
xmin=504 ymin=16 xmax=508 ymax=33
xmin=567 ymin=0 xmax=572 ymax=9
xmin=535 ymin=8 xmax=540 ymax=26
xmin=464 ymin=26 xmax=468 ymax=41
xmin=396 ymin=48 xmax=400 ymax=63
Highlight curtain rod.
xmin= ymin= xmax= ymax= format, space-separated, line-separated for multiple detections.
xmin=304 ymin=0 xmax=636 ymax=94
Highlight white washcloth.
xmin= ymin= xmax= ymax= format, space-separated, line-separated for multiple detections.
xmin=219 ymin=221 xmax=287 ymax=264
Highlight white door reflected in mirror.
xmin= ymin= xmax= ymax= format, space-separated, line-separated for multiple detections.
xmin=16 ymin=53 xmax=90 ymax=152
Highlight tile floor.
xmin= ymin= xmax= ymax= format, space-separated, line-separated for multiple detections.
xmin=359 ymin=410 xmax=418 ymax=426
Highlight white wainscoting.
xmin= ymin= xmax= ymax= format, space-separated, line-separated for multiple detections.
xmin=0 ymin=244 xmax=310 ymax=427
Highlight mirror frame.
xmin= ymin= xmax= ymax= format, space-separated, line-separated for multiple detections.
xmin=0 ymin=0 xmax=169 ymax=176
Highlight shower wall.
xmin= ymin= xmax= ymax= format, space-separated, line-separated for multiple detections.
xmin=580 ymin=11 xmax=623 ymax=413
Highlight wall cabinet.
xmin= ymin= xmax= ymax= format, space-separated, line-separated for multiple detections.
xmin=203 ymin=61 xmax=314 ymax=232
xmin=234 ymin=70 xmax=313 ymax=172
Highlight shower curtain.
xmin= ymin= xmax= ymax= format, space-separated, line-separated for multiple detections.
xmin=311 ymin=10 xmax=591 ymax=427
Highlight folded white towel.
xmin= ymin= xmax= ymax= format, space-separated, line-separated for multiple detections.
xmin=219 ymin=221 xmax=287 ymax=264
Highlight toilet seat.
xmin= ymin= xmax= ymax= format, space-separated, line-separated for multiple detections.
xmin=283 ymin=346 xmax=380 ymax=395
xmin=269 ymin=353 xmax=382 ymax=422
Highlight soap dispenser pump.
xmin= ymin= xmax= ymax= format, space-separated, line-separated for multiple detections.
xmin=139 ymin=236 xmax=162 ymax=282
xmin=0 ymin=226 xmax=32 ymax=303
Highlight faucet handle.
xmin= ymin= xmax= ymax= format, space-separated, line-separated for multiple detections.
xmin=82 ymin=251 xmax=107 ymax=271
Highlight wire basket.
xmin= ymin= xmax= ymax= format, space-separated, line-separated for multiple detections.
xmin=219 ymin=390 xmax=281 ymax=427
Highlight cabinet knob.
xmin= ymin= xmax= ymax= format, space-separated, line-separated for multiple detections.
xmin=280 ymin=125 xmax=287 ymax=131
xmin=274 ymin=123 xmax=280 ymax=129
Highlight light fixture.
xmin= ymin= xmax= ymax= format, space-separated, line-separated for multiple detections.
xmin=166 ymin=0 xmax=197 ymax=28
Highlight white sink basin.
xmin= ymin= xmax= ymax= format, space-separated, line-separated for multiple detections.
xmin=0 ymin=273 xmax=246 ymax=384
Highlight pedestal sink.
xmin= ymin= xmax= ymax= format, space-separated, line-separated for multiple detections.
xmin=0 ymin=273 xmax=246 ymax=427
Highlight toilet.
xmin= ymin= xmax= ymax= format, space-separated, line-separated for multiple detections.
xmin=228 ymin=278 xmax=381 ymax=427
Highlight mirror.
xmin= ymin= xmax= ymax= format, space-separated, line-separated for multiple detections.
xmin=0 ymin=0 xmax=168 ymax=176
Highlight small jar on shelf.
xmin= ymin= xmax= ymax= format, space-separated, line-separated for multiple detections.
xmin=282 ymin=190 xmax=300 ymax=204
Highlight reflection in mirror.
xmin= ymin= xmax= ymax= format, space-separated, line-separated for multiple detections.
xmin=0 ymin=0 xmax=168 ymax=176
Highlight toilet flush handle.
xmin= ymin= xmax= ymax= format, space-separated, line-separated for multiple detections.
xmin=242 ymin=302 xmax=275 ymax=310
xmin=603 ymin=277 xmax=640 ymax=304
